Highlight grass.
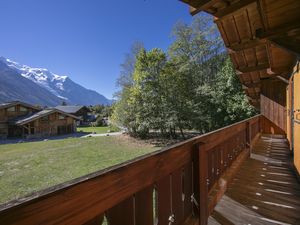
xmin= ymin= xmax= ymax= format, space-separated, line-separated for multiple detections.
xmin=77 ymin=126 xmax=120 ymax=134
xmin=0 ymin=135 xmax=158 ymax=205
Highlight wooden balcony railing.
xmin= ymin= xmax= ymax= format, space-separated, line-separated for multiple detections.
xmin=0 ymin=115 xmax=261 ymax=225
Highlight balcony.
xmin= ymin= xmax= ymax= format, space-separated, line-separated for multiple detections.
xmin=0 ymin=114 xmax=299 ymax=225
xmin=209 ymin=134 xmax=300 ymax=225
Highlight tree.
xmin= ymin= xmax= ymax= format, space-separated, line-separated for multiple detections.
xmin=112 ymin=13 xmax=256 ymax=139
xmin=214 ymin=57 xmax=256 ymax=125
xmin=128 ymin=48 xmax=168 ymax=137
xmin=112 ymin=42 xmax=145 ymax=131
xmin=116 ymin=41 xmax=145 ymax=93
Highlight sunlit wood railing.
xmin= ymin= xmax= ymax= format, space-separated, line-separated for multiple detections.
xmin=0 ymin=115 xmax=261 ymax=225
xmin=197 ymin=115 xmax=260 ymax=225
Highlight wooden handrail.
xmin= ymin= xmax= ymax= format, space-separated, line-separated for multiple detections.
xmin=0 ymin=115 xmax=262 ymax=225
xmin=197 ymin=115 xmax=261 ymax=225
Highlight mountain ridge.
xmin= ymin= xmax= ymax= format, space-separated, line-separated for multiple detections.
xmin=0 ymin=57 xmax=111 ymax=106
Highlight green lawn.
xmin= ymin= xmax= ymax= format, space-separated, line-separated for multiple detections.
xmin=77 ymin=126 xmax=120 ymax=134
xmin=0 ymin=136 xmax=158 ymax=204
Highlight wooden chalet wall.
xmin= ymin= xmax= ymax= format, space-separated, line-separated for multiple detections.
xmin=29 ymin=112 xmax=76 ymax=138
xmin=288 ymin=62 xmax=300 ymax=174
xmin=0 ymin=104 xmax=38 ymax=121
xmin=260 ymin=79 xmax=286 ymax=134
xmin=0 ymin=104 xmax=39 ymax=139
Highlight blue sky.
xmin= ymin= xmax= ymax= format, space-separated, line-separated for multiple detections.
xmin=0 ymin=0 xmax=193 ymax=99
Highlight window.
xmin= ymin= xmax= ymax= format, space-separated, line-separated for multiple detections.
xmin=20 ymin=106 xmax=28 ymax=112
xmin=59 ymin=115 xmax=66 ymax=120
xmin=41 ymin=116 xmax=49 ymax=122
xmin=7 ymin=106 xmax=16 ymax=112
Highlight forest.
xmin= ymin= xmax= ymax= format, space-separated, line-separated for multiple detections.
xmin=112 ymin=14 xmax=256 ymax=138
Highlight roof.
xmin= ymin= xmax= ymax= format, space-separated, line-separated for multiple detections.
xmin=0 ymin=101 xmax=40 ymax=110
xmin=181 ymin=0 xmax=300 ymax=108
xmin=55 ymin=105 xmax=88 ymax=114
xmin=10 ymin=108 xmax=81 ymax=126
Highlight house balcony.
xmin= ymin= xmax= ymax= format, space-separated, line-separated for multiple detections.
xmin=0 ymin=115 xmax=299 ymax=225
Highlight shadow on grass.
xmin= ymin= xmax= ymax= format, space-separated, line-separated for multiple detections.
xmin=129 ymin=132 xmax=202 ymax=148
xmin=0 ymin=133 xmax=89 ymax=145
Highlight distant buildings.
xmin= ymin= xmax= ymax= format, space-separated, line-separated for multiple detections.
xmin=55 ymin=105 xmax=90 ymax=125
xmin=0 ymin=101 xmax=80 ymax=139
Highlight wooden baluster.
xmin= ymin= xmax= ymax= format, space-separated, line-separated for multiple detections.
xmin=212 ymin=150 xmax=216 ymax=190
xmin=183 ymin=162 xmax=193 ymax=219
xmin=82 ymin=215 xmax=104 ymax=225
xmin=106 ymin=197 xmax=134 ymax=225
xmin=217 ymin=147 xmax=221 ymax=179
xmin=220 ymin=144 xmax=224 ymax=174
xmin=214 ymin=149 xmax=218 ymax=184
xmin=246 ymin=121 xmax=251 ymax=148
xmin=199 ymin=144 xmax=208 ymax=225
xmin=192 ymin=144 xmax=200 ymax=217
xmin=223 ymin=141 xmax=228 ymax=170
xmin=213 ymin=149 xmax=218 ymax=183
xmin=157 ymin=175 xmax=172 ymax=225
xmin=231 ymin=137 xmax=235 ymax=160
xmin=227 ymin=138 xmax=232 ymax=167
xmin=172 ymin=168 xmax=184 ymax=225
xmin=208 ymin=151 xmax=213 ymax=191
xmin=258 ymin=115 xmax=262 ymax=134
xmin=135 ymin=186 xmax=154 ymax=225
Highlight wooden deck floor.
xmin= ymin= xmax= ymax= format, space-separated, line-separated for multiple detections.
xmin=209 ymin=135 xmax=300 ymax=225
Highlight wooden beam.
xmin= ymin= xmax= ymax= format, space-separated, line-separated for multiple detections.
xmin=269 ymin=37 xmax=300 ymax=57
xmin=23 ymin=125 xmax=28 ymax=131
xmin=214 ymin=0 xmax=257 ymax=18
xmin=256 ymin=0 xmax=268 ymax=31
xmin=247 ymin=96 xmax=260 ymax=103
xmin=188 ymin=0 xmax=219 ymax=15
xmin=236 ymin=63 xmax=269 ymax=74
xmin=246 ymin=88 xmax=261 ymax=98
xmin=227 ymin=39 xmax=265 ymax=52
xmin=180 ymin=0 xmax=211 ymax=9
xmin=242 ymin=82 xmax=261 ymax=89
xmin=256 ymin=22 xmax=300 ymax=40
xmin=275 ymin=75 xmax=289 ymax=84
xmin=266 ymin=67 xmax=291 ymax=77
xmin=180 ymin=0 xmax=214 ymax=14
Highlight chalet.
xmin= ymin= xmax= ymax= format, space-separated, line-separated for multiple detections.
xmin=0 ymin=1 xmax=300 ymax=225
xmin=0 ymin=101 xmax=80 ymax=139
xmin=0 ymin=101 xmax=40 ymax=139
xmin=55 ymin=105 xmax=90 ymax=125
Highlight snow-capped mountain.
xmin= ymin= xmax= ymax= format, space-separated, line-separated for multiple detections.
xmin=0 ymin=56 xmax=111 ymax=106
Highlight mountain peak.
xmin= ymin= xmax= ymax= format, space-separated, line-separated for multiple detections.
xmin=0 ymin=56 xmax=111 ymax=106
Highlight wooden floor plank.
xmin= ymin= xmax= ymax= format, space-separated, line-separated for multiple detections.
xmin=210 ymin=135 xmax=300 ymax=225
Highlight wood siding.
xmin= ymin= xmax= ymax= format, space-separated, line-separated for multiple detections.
xmin=287 ymin=81 xmax=292 ymax=149
xmin=260 ymin=80 xmax=287 ymax=133
xmin=0 ymin=104 xmax=38 ymax=122
xmin=259 ymin=115 xmax=285 ymax=135
xmin=0 ymin=104 xmax=76 ymax=138
xmin=0 ymin=104 xmax=39 ymax=138
xmin=292 ymin=63 xmax=300 ymax=174
xmin=28 ymin=112 xmax=76 ymax=138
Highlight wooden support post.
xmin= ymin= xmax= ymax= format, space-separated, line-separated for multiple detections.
xmin=192 ymin=144 xmax=200 ymax=217
xmin=246 ymin=122 xmax=251 ymax=148
xmin=259 ymin=115 xmax=262 ymax=133
xmin=199 ymin=144 xmax=208 ymax=225
xmin=28 ymin=124 xmax=31 ymax=135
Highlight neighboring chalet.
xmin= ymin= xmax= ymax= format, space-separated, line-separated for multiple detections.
xmin=0 ymin=101 xmax=80 ymax=139
xmin=55 ymin=105 xmax=90 ymax=125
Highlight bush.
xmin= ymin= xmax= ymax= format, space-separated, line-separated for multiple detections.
xmin=95 ymin=116 xmax=105 ymax=127
xmin=108 ymin=125 xmax=121 ymax=133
